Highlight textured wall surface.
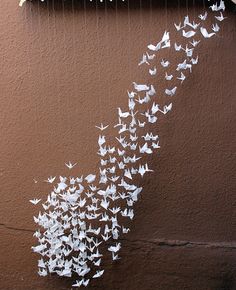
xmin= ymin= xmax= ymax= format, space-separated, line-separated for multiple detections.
xmin=0 ymin=1 xmax=235 ymax=289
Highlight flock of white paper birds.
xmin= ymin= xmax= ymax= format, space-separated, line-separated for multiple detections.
xmin=29 ymin=1 xmax=226 ymax=288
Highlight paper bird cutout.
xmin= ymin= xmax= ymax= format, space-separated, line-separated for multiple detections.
xmin=29 ymin=199 xmax=41 ymax=205
xmin=65 ymin=161 xmax=77 ymax=169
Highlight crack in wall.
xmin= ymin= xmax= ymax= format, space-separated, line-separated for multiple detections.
xmin=0 ymin=223 xmax=34 ymax=233
xmin=121 ymin=238 xmax=236 ymax=250
xmin=0 ymin=224 xmax=235 ymax=250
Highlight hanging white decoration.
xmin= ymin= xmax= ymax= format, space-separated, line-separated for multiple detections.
xmin=28 ymin=1 xmax=227 ymax=288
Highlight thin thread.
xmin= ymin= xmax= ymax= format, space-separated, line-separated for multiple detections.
xmin=46 ymin=0 xmax=55 ymax=144
xmin=139 ymin=0 xmax=143 ymax=27
xmin=104 ymin=1 xmax=111 ymax=108
xmin=62 ymin=0 xmax=69 ymax=135
xmin=165 ymin=0 xmax=168 ymax=30
xmin=127 ymin=0 xmax=132 ymax=82
xmin=149 ymin=0 xmax=153 ymax=74
xmin=193 ymin=0 xmax=196 ymax=18
xmin=35 ymin=0 xmax=43 ymax=146
xmin=115 ymin=0 xmax=120 ymax=128
xmin=52 ymin=0 xmax=62 ymax=132
xmin=25 ymin=0 xmax=33 ymax=149
xmin=115 ymin=0 xmax=119 ymax=36
xmin=95 ymin=0 xmax=102 ymax=121
xmin=83 ymin=0 xmax=91 ymax=128
xmin=71 ymin=0 xmax=77 ymax=139
xmin=178 ymin=0 xmax=181 ymax=22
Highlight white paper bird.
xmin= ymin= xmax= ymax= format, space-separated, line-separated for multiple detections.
xmin=190 ymin=39 xmax=200 ymax=47
xmin=108 ymin=243 xmax=121 ymax=253
xmin=184 ymin=45 xmax=194 ymax=57
xmin=45 ymin=176 xmax=56 ymax=183
xmin=163 ymin=103 xmax=173 ymax=114
xmin=174 ymin=22 xmax=184 ymax=31
xmin=191 ymin=56 xmax=199 ymax=65
xmin=210 ymin=0 xmax=225 ymax=12
xmin=184 ymin=16 xmax=200 ymax=30
xmin=176 ymin=60 xmax=192 ymax=72
xmin=148 ymin=42 xmax=161 ymax=52
xmin=161 ymin=59 xmax=170 ymax=68
xmin=127 ymin=91 xmax=137 ymax=99
xmin=198 ymin=12 xmax=207 ymax=21
xmin=85 ymin=174 xmax=96 ymax=183
xmin=165 ymin=87 xmax=177 ymax=96
xmin=215 ymin=12 xmax=226 ymax=22
xmin=148 ymin=31 xmax=170 ymax=51
xmin=138 ymin=54 xmax=150 ymax=66
xmin=182 ymin=30 xmax=196 ymax=38
xmin=65 ymin=161 xmax=77 ymax=169
xmin=165 ymin=72 xmax=173 ymax=81
xmin=149 ymin=67 xmax=157 ymax=76
xmin=29 ymin=199 xmax=41 ymax=205
xmin=139 ymin=143 xmax=153 ymax=154
xmin=118 ymin=108 xmax=130 ymax=118
xmin=133 ymin=82 xmax=149 ymax=92
xmin=212 ymin=23 xmax=220 ymax=32
xmin=200 ymin=27 xmax=215 ymax=38
xmin=151 ymin=103 xmax=159 ymax=114
xmin=177 ymin=72 xmax=186 ymax=83
xmin=175 ymin=43 xmax=182 ymax=51
xmin=19 ymin=0 xmax=27 ymax=6
xmin=146 ymin=52 xmax=155 ymax=60
xmin=95 ymin=123 xmax=109 ymax=131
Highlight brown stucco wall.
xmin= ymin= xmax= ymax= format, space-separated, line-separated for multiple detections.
xmin=0 ymin=1 xmax=235 ymax=289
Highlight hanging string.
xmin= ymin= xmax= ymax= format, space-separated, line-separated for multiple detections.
xmin=139 ymin=0 xmax=144 ymax=41
xmin=95 ymin=0 xmax=102 ymax=122
xmin=25 ymin=1 xmax=34 ymax=146
xmin=71 ymin=0 xmax=77 ymax=138
xmin=165 ymin=0 xmax=170 ymax=74
xmin=83 ymin=0 xmax=88 ymax=54
xmin=115 ymin=0 xmax=119 ymax=36
xmin=104 ymin=1 xmax=111 ymax=108
xmin=52 ymin=0 xmax=62 ymax=134
xmin=82 ymin=0 xmax=92 ymax=131
xmin=177 ymin=0 xmax=181 ymax=22
xmin=71 ymin=0 xmax=76 ymax=95
xmin=139 ymin=1 xmax=148 ymax=117
xmin=127 ymin=0 xmax=132 ymax=82
xmin=44 ymin=0 xmax=53 ymax=149
xmin=139 ymin=0 xmax=144 ymax=79
xmin=165 ymin=0 xmax=168 ymax=30
xmin=61 ymin=0 xmax=69 ymax=136
xmin=193 ymin=0 xmax=196 ymax=19
xmin=149 ymin=0 xmax=153 ymax=39
xmin=139 ymin=0 xmax=143 ymax=27
xmin=46 ymin=0 xmax=51 ymax=57
xmin=149 ymin=0 xmax=154 ymax=101
xmin=114 ymin=0 xmax=120 ymax=128
xmin=203 ymin=0 xmax=206 ymax=10
xmin=35 ymin=0 xmax=44 ymax=146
